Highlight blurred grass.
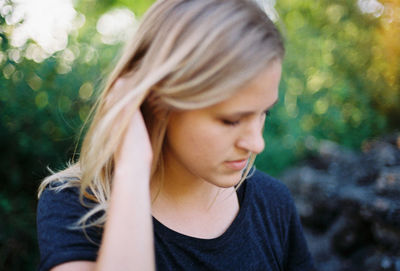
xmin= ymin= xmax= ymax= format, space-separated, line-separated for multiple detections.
xmin=0 ymin=0 xmax=398 ymax=269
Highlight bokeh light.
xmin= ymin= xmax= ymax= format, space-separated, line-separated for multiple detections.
xmin=8 ymin=0 xmax=82 ymax=56
xmin=96 ymin=8 xmax=137 ymax=45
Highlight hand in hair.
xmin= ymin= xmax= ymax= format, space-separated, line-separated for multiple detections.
xmin=50 ymin=78 xmax=156 ymax=270
xmin=95 ymin=77 xmax=155 ymax=270
xmin=113 ymin=99 xmax=153 ymax=176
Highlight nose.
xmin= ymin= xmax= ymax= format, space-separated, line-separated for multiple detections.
xmin=236 ymin=121 xmax=265 ymax=154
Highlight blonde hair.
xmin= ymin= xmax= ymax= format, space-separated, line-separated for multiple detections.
xmin=38 ymin=0 xmax=284 ymax=229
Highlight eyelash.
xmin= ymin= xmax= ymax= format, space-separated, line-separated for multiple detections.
xmin=222 ymin=110 xmax=271 ymax=126
xmin=222 ymin=119 xmax=240 ymax=126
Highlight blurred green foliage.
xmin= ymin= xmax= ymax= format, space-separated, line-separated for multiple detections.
xmin=0 ymin=0 xmax=398 ymax=269
xmin=257 ymin=0 xmax=399 ymax=175
xmin=0 ymin=0 xmax=154 ymax=269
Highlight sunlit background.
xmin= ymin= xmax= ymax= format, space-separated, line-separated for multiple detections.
xmin=0 ymin=0 xmax=399 ymax=270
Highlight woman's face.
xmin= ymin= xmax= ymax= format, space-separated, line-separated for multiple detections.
xmin=164 ymin=61 xmax=282 ymax=188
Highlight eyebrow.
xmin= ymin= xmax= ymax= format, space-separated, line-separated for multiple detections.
xmin=227 ymin=99 xmax=279 ymax=117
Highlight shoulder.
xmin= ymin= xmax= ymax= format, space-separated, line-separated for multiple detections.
xmin=38 ymin=183 xmax=87 ymax=220
xmin=37 ymin=182 xmax=101 ymax=235
xmin=37 ymin=184 xmax=101 ymax=271
xmin=245 ymin=169 xmax=294 ymax=203
xmin=241 ymin=169 xmax=298 ymax=221
xmin=244 ymin=170 xmax=315 ymax=270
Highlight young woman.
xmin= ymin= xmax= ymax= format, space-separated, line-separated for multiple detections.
xmin=37 ymin=0 xmax=314 ymax=270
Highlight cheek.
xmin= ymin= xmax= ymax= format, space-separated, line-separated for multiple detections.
xmin=193 ymin=132 xmax=242 ymax=183
xmin=181 ymin=125 xmax=223 ymax=159
xmin=168 ymin=119 xmax=234 ymax=163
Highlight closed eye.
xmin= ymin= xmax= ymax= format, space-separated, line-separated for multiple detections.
xmin=223 ymin=110 xmax=270 ymax=126
xmin=222 ymin=119 xmax=241 ymax=126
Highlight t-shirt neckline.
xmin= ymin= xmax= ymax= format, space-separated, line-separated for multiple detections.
xmin=152 ymin=179 xmax=251 ymax=248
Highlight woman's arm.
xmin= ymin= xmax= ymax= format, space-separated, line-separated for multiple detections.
xmin=52 ymin=83 xmax=155 ymax=271
xmin=96 ymin=108 xmax=155 ymax=271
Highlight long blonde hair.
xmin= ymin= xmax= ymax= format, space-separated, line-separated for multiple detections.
xmin=38 ymin=0 xmax=284 ymax=229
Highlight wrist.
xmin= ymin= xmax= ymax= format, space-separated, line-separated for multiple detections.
xmin=114 ymin=164 xmax=151 ymax=182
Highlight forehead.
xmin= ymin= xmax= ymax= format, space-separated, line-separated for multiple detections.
xmin=210 ymin=61 xmax=282 ymax=112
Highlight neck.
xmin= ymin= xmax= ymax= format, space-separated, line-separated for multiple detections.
xmin=149 ymin=156 xmax=240 ymax=239
xmin=150 ymin=161 xmax=235 ymax=213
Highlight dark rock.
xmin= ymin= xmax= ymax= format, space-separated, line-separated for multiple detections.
xmin=375 ymin=167 xmax=400 ymax=197
xmin=372 ymin=222 xmax=400 ymax=251
xmin=281 ymin=133 xmax=400 ymax=271
xmin=331 ymin=218 xmax=374 ymax=256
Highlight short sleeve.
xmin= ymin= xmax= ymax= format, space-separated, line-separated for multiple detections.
xmin=284 ymin=196 xmax=315 ymax=271
xmin=36 ymin=186 xmax=102 ymax=271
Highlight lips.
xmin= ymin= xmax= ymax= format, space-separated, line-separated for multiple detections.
xmin=224 ymin=159 xmax=248 ymax=171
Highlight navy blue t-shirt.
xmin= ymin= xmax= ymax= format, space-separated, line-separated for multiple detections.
xmin=37 ymin=170 xmax=314 ymax=270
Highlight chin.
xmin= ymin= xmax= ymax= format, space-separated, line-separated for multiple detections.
xmin=208 ymin=172 xmax=243 ymax=188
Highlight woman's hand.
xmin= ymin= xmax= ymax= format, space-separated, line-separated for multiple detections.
xmin=114 ymin=104 xmax=153 ymax=178
xmin=51 ymin=78 xmax=156 ymax=271
xmin=95 ymin=77 xmax=156 ymax=271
